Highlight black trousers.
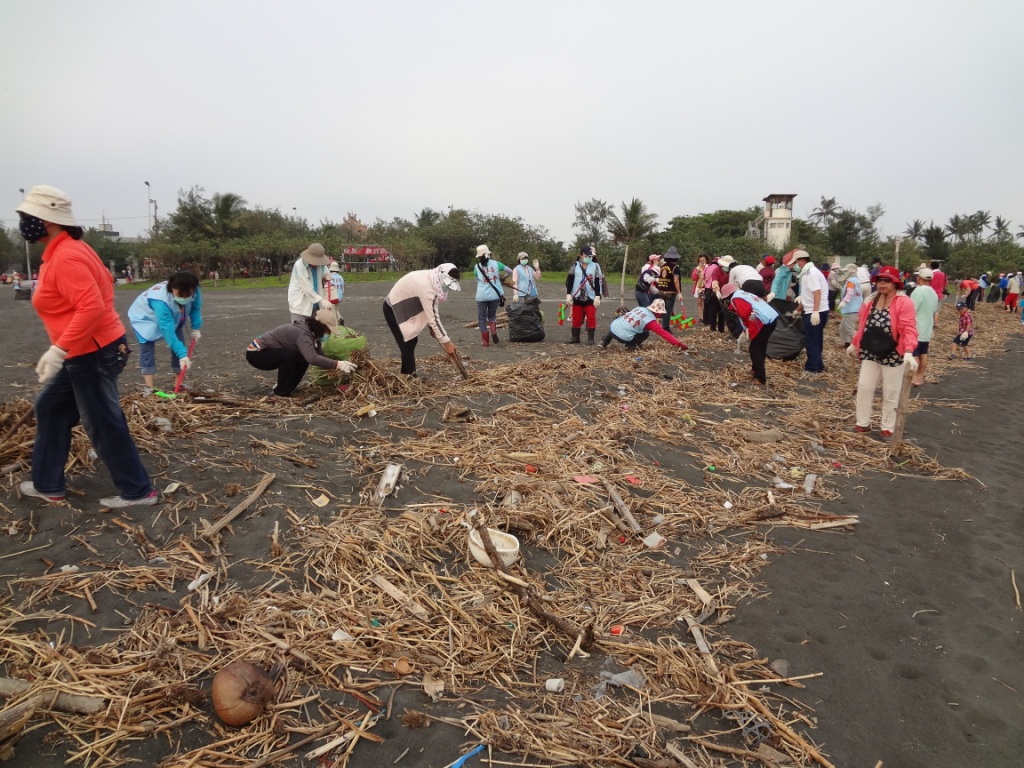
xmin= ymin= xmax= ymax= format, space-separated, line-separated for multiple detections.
xmin=749 ymin=320 xmax=777 ymax=384
xmin=703 ymin=294 xmax=725 ymax=332
xmin=741 ymin=279 xmax=767 ymax=298
xmin=383 ymin=301 xmax=418 ymax=375
xmin=246 ymin=348 xmax=308 ymax=396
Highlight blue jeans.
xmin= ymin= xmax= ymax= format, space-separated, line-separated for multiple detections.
xmin=802 ymin=310 xmax=830 ymax=372
xmin=477 ymin=300 xmax=499 ymax=333
xmin=635 ymin=289 xmax=652 ymax=308
xmin=138 ymin=326 xmax=186 ymax=375
xmin=32 ymin=337 xmax=153 ymax=499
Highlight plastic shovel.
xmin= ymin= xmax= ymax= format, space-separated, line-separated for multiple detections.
xmin=174 ymin=338 xmax=197 ymax=393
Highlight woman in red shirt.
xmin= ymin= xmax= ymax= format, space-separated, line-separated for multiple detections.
xmin=16 ymin=186 xmax=155 ymax=508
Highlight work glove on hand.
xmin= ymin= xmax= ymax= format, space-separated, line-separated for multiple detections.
xmin=846 ymin=344 xmax=858 ymax=359
xmin=442 ymin=341 xmax=456 ymax=356
xmin=179 ymin=356 xmax=192 ymax=372
xmin=790 ymin=308 xmax=802 ymax=319
xmin=594 ymin=296 xmax=601 ymax=308
xmin=903 ymin=352 xmax=918 ymax=372
xmin=565 ymin=294 xmax=573 ymax=305
xmin=190 ymin=329 xmax=201 ymax=341
xmin=335 ymin=360 xmax=357 ymax=373
xmin=765 ymin=292 xmax=775 ymax=303
xmin=36 ymin=345 xmax=67 ymax=384
xmin=957 ymin=332 xmax=968 ymax=342
xmin=810 ymin=311 xmax=821 ymax=326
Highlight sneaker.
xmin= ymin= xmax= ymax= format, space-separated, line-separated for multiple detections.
xmin=19 ymin=481 xmax=65 ymax=503
xmin=99 ymin=490 xmax=159 ymax=508
xmin=853 ymin=425 xmax=871 ymax=434
xmin=138 ymin=386 xmax=154 ymax=396
xmin=879 ymin=430 xmax=894 ymax=441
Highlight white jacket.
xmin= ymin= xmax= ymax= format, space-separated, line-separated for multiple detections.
xmin=287 ymin=259 xmax=327 ymax=317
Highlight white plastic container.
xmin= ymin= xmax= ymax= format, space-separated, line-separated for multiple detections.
xmin=468 ymin=528 xmax=520 ymax=567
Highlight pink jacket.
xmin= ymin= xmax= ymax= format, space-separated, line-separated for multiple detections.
xmin=852 ymin=293 xmax=918 ymax=355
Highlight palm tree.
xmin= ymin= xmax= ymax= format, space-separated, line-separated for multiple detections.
xmin=203 ymin=193 xmax=247 ymax=239
xmin=809 ymin=196 xmax=841 ymax=229
xmin=991 ymin=216 xmax=1012 ymax=241
xmin=969 ymin=210 xmax=991 ymax=241
xmin=945 ymin=214 xmax=969 ymax=244
xmin=607 ymin=198 xmax=659 ymax=307
xmin=1017 ymin=224 xmax=1024 ymax=241
xmin=414 ymin=208 xmax=442 ymax=228
xmin=903 ymin=219 xmax=926 ymax=242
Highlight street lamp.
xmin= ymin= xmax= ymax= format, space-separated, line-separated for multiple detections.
xmin=18 ymin=188 xmax=30 ymax=279
xmin=144 ymin=181 xmax=151 ymax=237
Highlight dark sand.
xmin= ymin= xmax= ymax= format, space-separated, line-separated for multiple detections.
xmin=0 ymin=280 xmax=1020 ymax=768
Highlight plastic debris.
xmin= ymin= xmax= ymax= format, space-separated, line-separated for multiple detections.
xmin=544 ymin=678 xmax=565 ymax=693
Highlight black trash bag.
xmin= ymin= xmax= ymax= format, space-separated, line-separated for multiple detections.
xmin=766 ymin=298 xmax=805 ymax=361
xmin=507 ymin=296 xmax=545 ymax=343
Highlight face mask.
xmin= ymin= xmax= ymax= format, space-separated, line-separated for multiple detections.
xmin=479 ymin=256 xmax=489 ymax=266
xmin=582 ymin=256 xmax=593 ymax=266
xmin=173 ymin=296 xmax=190 ymax=306
xmin=19 ymin=215 xmax=48 ymax=243
xmin=441 ymin=275 xmax=460 ymax=292
xmin=519 ymin=258 xmax=529 ymax=266
xmin=798 ymin=262 xmax=812 ymax=278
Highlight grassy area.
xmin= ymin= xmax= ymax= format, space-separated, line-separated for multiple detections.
xmin=116 ymin=271 xmax=402 ymax=291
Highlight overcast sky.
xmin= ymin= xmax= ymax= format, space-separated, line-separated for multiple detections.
xmin=2 ymin=0 xmax=1021 ymax=246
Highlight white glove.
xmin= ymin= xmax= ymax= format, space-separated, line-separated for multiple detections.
xmin=565 ymin=294 xmax=573 ymax=305
xmin=594 ymin=296 xmax=601 ymax=308
xmin=957 ymin=332 xmax=967 ymax=342
xmin=190 ymin=329 xmax=201 ymax=341
xmin=810 ymin=311 xmax=821 ymax=326
xmin=179 ymin=356 xmax=192 ymax=371
xmin=766 ymin=292 xmax=775 ymax=303
xmin=903 ymin=352 xmax=918 ymax=372
xmin=36 ymin=345 xmax=67 ymax=384
xmin=846 ymin=344 xmax=858 ymax=358
xmin=335 ymin=360 xmax=357 ymax=373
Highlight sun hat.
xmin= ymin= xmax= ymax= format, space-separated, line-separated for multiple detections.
xmin=476 ymin=244 xmax=492 ymax=258
xmin=955 ymin=301 xmax=967 ymax=309
xmin=663 ymin=246 xmax=681 ymax=261
xmin=875 ymin=265 xmax=903 ymax=287
xmin=718 ymin=255 xmax=736 ymax=268
xmin=916 ymin=267 xmax=933 ymax=280
xmin=517 ymin=251 xmax=529 ymax=261
xmin=719 ymin=284 xmax=737 ymax=300
xmin=16 ymin=185 xmax=78 ymax=227
xmin=648 ymin=298 xmax=667 ymax=315
xmin=647 ymin=254 xmax=660 ymax=263
xmin=763 ymin=255 xmax=776 ymax=266
xmin=314 ymin=307 xmax=339 ymax=328
xmin=300 ymin=243 xmax=329 ymax=266
xmin=842 ymin=263 xmax=858 ymax=274
xmin=782 ymin=248 xmax=809 ymax=267
xmin=328 ymin=261 xmax=341 ymax=273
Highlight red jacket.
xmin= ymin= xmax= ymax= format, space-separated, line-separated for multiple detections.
xmin=32 ymin=232 xmax=126 ymax=358
xmin=851 ymin=293 xmax=918 ymax=355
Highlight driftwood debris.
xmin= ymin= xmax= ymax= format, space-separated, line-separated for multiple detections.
xmin=0 ymin=678 xmax=104 ymax=715
xmin=0 ymin=695 xmax=42 ymax=761
xmin=201 ymin=472 xmax=276 ymax=538
xmin=603 ymin=479 xmax=642 ymax=535
xmin=472 ymin=518 xmax=594 ymax=652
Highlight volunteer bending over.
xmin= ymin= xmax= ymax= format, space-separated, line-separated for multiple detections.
xmin=127 ymin=271 xmax=202 ymax=394
xmin=383 ymin=263 xmax=461 ymax=377
xmin=599 ymin=299 xmax=688 ymax=351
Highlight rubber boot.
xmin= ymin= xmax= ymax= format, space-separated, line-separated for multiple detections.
xmin=598 ymin=333 xmax=614 ymax=350
xmin=480 ymin=331 xmax=490 ymax=347
xmin=488 ymin=321 xmax=500 ymax=345
xmin=565 ymin=327 xmax=581 ymax=344
xmin=586 ymin=329 xmax=596 ymax=346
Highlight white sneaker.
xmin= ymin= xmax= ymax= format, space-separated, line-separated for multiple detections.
xmin=99 ymin=490 xmax=159 ymax=508
xmin=19 ymin=481 xmax=65 ymax=503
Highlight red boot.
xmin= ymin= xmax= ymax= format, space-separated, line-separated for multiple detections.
xmin=481 ymin=331 xmax=490 ymax=347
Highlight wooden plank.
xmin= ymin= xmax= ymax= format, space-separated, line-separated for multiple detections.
xmin=888 ymin=365 xmax=915 ymax=455
xmin=685 ymin=579 xmax=715 ymax=608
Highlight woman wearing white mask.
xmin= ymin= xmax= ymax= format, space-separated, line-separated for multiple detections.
xmin=127 ymin=271 xmax=203 ymax=394
xmin=383 ymin=263 xmax=461 ymax=377
xmin=511 ymin=252 xmax=541 ymax=301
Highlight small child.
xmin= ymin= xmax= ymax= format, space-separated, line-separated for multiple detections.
xmin=948 ymin=301 xmax=974 ymax=360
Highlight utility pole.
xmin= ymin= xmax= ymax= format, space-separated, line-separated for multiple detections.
xmin=144 ymin=181 xmax=152 ymax=238
xmin=18 ymin=188 xmax=30 ymax=278
xmin=894 ymin=236 xmax=902 ymax=272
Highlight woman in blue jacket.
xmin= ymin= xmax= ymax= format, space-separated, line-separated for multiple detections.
xmin=127 ymin=271 xmax=203 ymax=393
